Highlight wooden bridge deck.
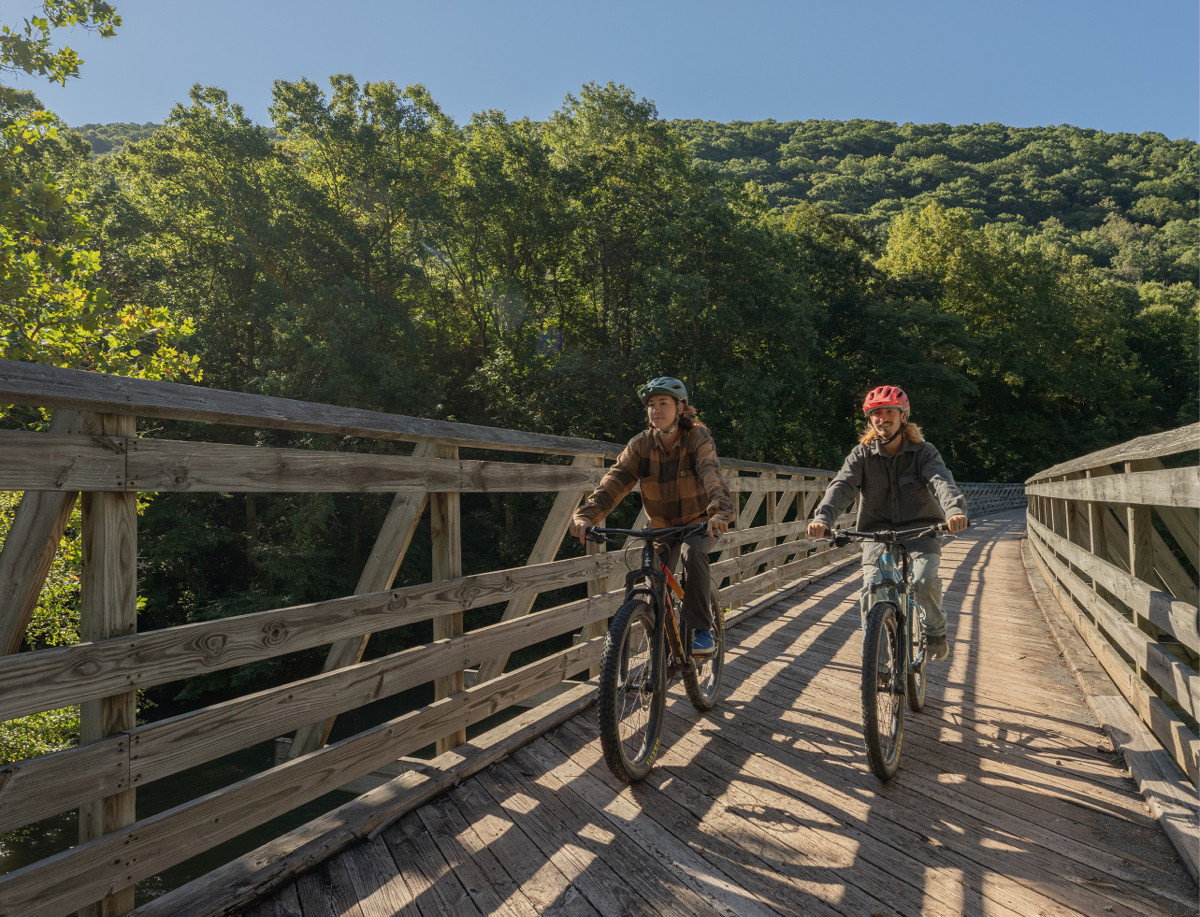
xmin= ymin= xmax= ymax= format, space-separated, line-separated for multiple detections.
xmin=239 ymin=511 xmax=1197 ymax=917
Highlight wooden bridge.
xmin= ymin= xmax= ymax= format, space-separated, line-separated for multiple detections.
xmin=0 ymin=361 xmax=1194 ymax=917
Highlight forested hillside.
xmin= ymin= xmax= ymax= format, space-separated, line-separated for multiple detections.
xmin=2 ymin=76 xmax=1196 ymax=714
xmin=677 ymin=118 xmax=1197 ymax=290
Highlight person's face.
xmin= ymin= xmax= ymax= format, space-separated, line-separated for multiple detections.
xmin=868 ymin=407 xmax=903 ymax=438
xmin=646 ymin=394 xmax=680 ymax=431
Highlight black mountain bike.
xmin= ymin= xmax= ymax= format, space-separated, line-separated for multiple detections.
xmin=585 ymin=523 xmax=726 ymax=783
xmin=826 ymin=524 xmax=949 ymax=780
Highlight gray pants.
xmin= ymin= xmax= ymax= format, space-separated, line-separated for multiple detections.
xmin=659 ymin=533 xmax=717 ymax=632
xmin=860 ymin=549 xmax=946 ymax=638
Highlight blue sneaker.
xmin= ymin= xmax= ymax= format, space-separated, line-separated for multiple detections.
xmin=692 ymin=630 xmax=715 ymax=657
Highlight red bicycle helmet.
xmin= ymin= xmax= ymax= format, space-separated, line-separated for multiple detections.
xmin=862 ymin=385 xmax=910 ymax=416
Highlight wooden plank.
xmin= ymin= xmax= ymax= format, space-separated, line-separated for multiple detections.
xmin=0 ymin=733 xmax=128 ymax=834
xmin=77 ymin=412 xmax=138 ymax=917
xmin=431 ymin=444 xmax=465 ymax=754
xmin=0 ymin=641 xmax=602 ymax=917
xmin=1127 ymin=462 xmax=1157 ymax=613
xmin=291 ymin=442 xmax=436 ymax=758
xmin=440 ymin=771 xmax=599 ymax=917
xmin=0 ymin=431 xmax=612 ymax=494
xmin=1028 ymin=423 xmax=1199 ymax=480
xmin=578 ymin=458 xmax=611 ymax=678
xmin=722 ymin=475 xmax=825 ymax=493
xmin=1 ymin=597 xmax=613 ymax=832
xmin=381 ymin=813 xmax=482 ymax=916
xmin=0 ymin=410 xmax=85 ymax=654
xmin=337 ymin=835 xmax=419 ymax=917
xmin=474 ymin=454 xmax=597 ymax=684
xmin=1028 ymin=531 xmax=1199 ymax=782
xmin=1028 ymin=514 xmax=1198 ymax=650
xmin=1026 ymin=466 xmax=1200 ymax=508
xmin=119 ymin=684 xmax=597 ymax=917
xmin=0 ymin=548 xmax=633 ymax=722
xmin=1023 ymin=543 xmax=1200 ymax=885
xmin=0 ymin=357 xmax=620 ymax=458
xmin=407 ymin=793 xmax=540 ymax=917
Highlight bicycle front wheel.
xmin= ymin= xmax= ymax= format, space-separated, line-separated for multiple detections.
xmin=598 ymin=599 xmax=666 ymax=783
xmin=906 ymin=599 xmax=927 ymax=713
xmin=683 ymin=596 xmax=726 ymax=711
xmin=861 ymin=601 xmax=904 ymax=781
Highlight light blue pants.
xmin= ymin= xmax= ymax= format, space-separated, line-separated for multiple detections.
xmin=860 ymin=550 xmax=946 ymax=638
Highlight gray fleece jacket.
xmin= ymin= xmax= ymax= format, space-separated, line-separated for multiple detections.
xmin=813 ymin=435 xmax=967 ymax=563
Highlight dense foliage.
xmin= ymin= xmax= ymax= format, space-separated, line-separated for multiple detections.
xmin=1 ymin=65 xmax=1196 ymax=717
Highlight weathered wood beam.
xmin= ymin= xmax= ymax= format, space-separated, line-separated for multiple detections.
xmin=0 ymin=431 xmax=608 ymax=493
xmin=474 ymin=455 xmax=596 ymax=685
xmin=0 ymin=590 xmax=617 ymax=833
xmin=431 ymin=444 xmax=465 ymax=754
xmin=289 ymin=442 xmax=438 ymax=759
xmin=0 ymin=640 xmax=603 ymax=917
xmin=0 ymin=549 xmax=633 ymax=723
xmin=1028 ymin=423 xmax=1199 ymax=480
xmin=78 ymin=413 xmax=138 ymax=917
xmin=0 ymin=410 xmax=85 ymax=655
xmin=0 ymin=357 xmax=619 ymax=458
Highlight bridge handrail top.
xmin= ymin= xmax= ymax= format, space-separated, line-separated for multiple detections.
xmin=1025 ymin=422 xmax=1200 ymax=483
xmin=0 ymin=359 xmax=834 ymax=474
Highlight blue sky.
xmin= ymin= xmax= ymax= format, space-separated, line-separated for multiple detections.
xmin=6 ymin=0 xmax=1198 ymax=139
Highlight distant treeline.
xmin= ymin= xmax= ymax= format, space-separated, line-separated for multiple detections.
xmin=2 ymin=79 xmax=1195 ymax=708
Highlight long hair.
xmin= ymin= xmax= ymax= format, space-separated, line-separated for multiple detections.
xmin=678 ymin=403 xmax=707 ymax=430
xmin=859 ymin=421 xmax=923 ymax=446
xmin=647 ymin=401 xmax=707 ymax=432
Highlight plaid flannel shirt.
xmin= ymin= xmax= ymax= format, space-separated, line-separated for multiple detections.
xmin=573 ymin=425 xmax=736 ymax=530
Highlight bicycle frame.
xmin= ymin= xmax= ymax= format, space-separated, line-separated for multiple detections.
xmin=866 ymin=537 xmax=924 ymax=683
xmin=589 ymin=522 xmax=726 ymax=783
xmin=828 ymin=523 xmax=947 ymax=780
xmin=613 ymin=528 xmax=700 ymax=684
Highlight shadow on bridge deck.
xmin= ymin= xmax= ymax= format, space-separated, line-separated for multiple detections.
xmin=237 ymin=510 xmax=1196 ymax=917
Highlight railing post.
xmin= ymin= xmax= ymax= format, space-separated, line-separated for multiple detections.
xmin=581 ymin=456 xmax=610 ymax=678
xmin=78 ymin=412 xmax=138 ymax=917
xmin=432 ymin=443 xmax=465 ymax=754
xmin=1125 ymin=460 xmax=1154 ymax=635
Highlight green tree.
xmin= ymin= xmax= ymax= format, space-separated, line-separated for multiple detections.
xmin=0 ymin=0 xmax=119 ymax=89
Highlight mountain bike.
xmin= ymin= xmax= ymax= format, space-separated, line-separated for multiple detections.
xmin=584 ymin=523 xmax=726 ymax=783
xmin=826 ymin=524 xmax=949 ymax=781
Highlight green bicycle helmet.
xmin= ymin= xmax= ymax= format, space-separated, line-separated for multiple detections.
xmin=637 ymin=376 xmax=688 ymax=405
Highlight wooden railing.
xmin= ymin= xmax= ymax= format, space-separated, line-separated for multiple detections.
xmin=1025 ymin=423 xmax=1199 ymax=878
xmin=958 ymin=481 xmax=1025 ymax=518
xmin=0 ymin=359 xmax=869 ymax=917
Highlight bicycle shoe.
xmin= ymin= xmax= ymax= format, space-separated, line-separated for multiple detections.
xmin=692 ymin=630 xmax=715 ymax=656
xmin=928 ymin=634 xmax=949 ymax=662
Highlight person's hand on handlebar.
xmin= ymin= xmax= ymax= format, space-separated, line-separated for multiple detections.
xmin=807 ymin=521 xmax=829 ymax=538
xmin=569 ymin=521 xmax=590 ymax=545
xmin=706 ymin=516 xmax=730 ymax=539
xmin=945 ymin=513 xmax=969 ymax=534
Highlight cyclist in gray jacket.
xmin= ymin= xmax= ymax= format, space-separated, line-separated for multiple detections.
xmin=807 ymin=385 xmax=968 ymax=662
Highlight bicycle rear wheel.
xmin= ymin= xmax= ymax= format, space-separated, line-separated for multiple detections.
xmin=598 ymin=599 xmax=666 ymax=783
xmin=683 ymin=596 xmax=726 ymax=711
xmin=906 ymin=599 xmax=927 ymax=713
xmin=861 ymin=601 xmax=904 ymax=781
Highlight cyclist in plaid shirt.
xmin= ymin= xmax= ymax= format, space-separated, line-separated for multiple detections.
xmin=570 ymin=377 xmax=736 ymax=656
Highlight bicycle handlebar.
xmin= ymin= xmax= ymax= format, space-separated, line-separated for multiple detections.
xmin=584 ymin=522 xmax=710 ymax=544
xmin=822 ymin=523 xmax=952 ymax=547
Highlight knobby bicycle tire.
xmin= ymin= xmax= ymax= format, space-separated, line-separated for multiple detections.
xmin=683 ymin=596 xmax=726 ymax=711
xmin=861 ymin=601 xmax=904 ymax=781
xmin=598 ymin=599 xmax=666 ymax=783
xmin=906 ymin=600 xmax=927 ymax=713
